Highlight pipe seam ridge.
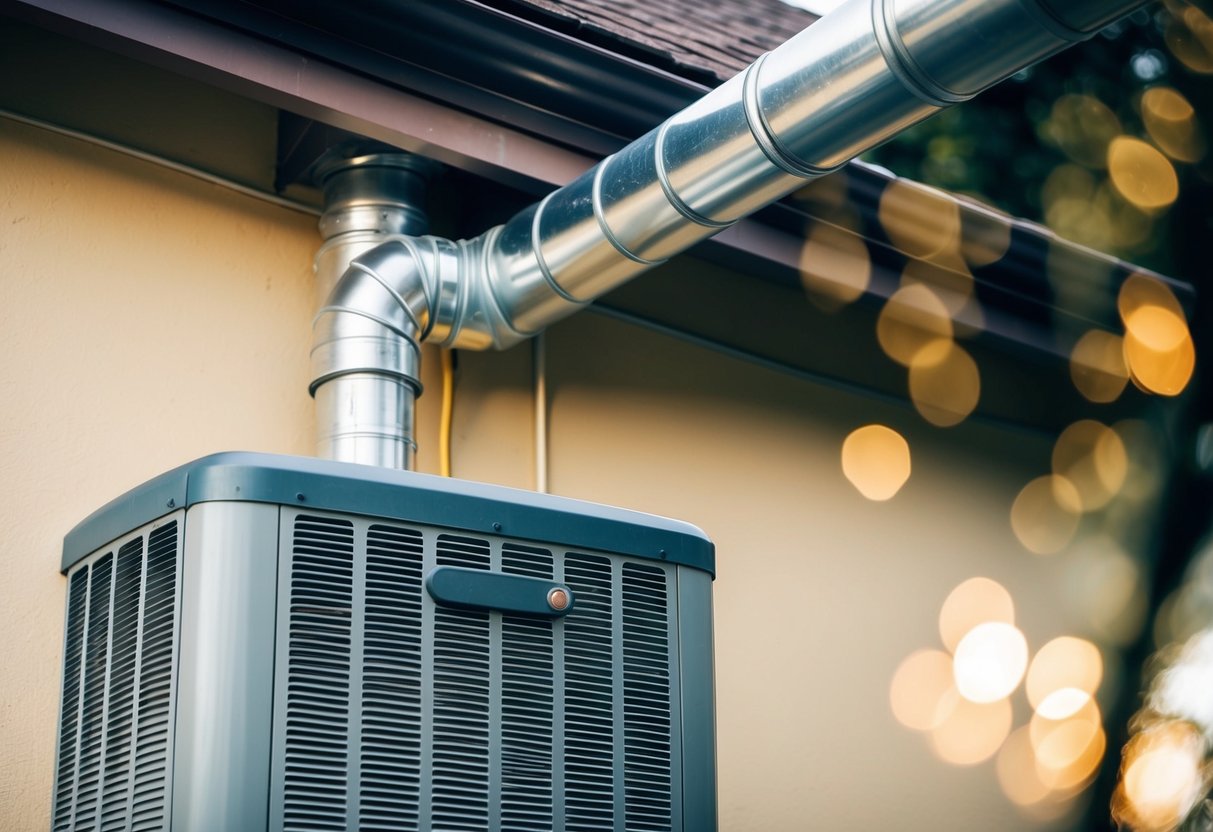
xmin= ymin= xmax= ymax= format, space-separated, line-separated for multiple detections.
xmin=742 ymin=55 xmax=839 ymax=180
xmin=653 ymin=122 xmax=733 ymax=230
xmin=528 ymin=197 xmax=582 ymax=305
xmin=591 ymin=157 xmax=666 ymax=266
xmin=461 ymin=231 xmax=534 ymax=345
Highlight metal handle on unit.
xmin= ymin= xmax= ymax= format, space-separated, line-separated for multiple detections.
xmin=425 ymin=565 xmax=575 ymax=616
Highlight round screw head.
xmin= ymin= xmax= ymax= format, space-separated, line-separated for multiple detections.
xmin=547 ymin=587 xmax=571 ymax=611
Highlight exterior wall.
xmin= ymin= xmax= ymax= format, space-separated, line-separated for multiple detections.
xmin=1 ymin=114 xmax=1118 ymax=830
xmin=0 ymin=119 xmax=323 ymax=830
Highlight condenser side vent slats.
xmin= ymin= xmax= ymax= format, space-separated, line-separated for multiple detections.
xmin=432 ymin=534 xmax=491 ymax=829
xmin=622 ymin=563 xmax=673 ymax=831
xmin=281 ymin=515 xmax=354 ymax=832
xmin=501 ymin=543 xmax=555 ymax=831
xmin=564 ymin=553 xmax=616 ymax=832
xmin=100 ymin=539 xmax=143 ymax=831
xmin=50 ymin=517 xmax=180 ymax=832
xmin=273 ymin=511 xmax=681 ymax=832
xmin=359 ymin=524 xmax=424 ymax=831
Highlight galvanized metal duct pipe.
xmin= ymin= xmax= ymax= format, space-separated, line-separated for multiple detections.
xmin=311 ymin=155 xmax=436 ymax=468
xmin=311 ymin=0 xmax=1150 ymax=468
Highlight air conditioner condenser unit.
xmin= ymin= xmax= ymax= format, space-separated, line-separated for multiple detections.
xmin=50 ymin=452 xmax=716 ymax=831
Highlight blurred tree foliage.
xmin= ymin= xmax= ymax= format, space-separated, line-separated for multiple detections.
xmin=865 ymin=0 xmax=1213 ymax=285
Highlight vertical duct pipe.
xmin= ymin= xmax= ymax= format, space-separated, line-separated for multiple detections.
xmin=311 ymin=154 xmax=435 ymax=468
xmin=311 ymin=0 xmax=1150 ymax=468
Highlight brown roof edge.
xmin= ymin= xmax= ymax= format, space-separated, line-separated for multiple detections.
xmin=478 ymin=0 xmax=817 ymax=84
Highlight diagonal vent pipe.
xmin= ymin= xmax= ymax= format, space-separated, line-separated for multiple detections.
xmin=311 ymin=0 xmax=1150 ymax=469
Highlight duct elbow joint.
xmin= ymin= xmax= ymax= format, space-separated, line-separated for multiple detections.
xmin=310 ymin=237 xmax=457 ymax=468
xmin=309 ymin=239 xmax=442 ymax=397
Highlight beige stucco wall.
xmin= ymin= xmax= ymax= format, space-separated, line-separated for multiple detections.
xmin=0 ymin=119 xmax=324 ymax=830
xmin=1 ymin=112 xmax=1119 ymax=830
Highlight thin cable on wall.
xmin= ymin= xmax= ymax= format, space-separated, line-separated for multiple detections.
xmin=439 ymin=349 xmax=456 ymax=477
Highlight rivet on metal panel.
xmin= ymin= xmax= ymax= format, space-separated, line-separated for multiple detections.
xmin=547 ymin=587 xmax=571 ymax=611
xmin=492 ymin=522 xmax=502 ymax=531
xmin=295 ymin=493 xmax=306 ymax=502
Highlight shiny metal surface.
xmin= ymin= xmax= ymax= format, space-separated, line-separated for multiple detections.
xmin=316 ymin=154 xmax=435 ymax=240
xmin=311 ymin=0 xmax=1150 ymax=467
xmin=311 ymin=155 xmax=436 ymax=469
xmin=473 ymin=0 xmax=1143 ymax=341
xmin=314 ymin=374 xmax=416 ymax=468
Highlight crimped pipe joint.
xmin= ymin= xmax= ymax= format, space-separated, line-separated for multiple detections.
xmin=310 ymin=237 xmax=458 ymax=468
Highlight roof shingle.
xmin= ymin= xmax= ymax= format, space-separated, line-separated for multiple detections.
xmin=485 ymin=0 xmax=817 ymax=83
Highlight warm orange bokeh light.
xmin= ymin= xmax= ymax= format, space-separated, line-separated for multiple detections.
xmin=908 ymin=339 xmax=980 ymax=427
xmin=799 ymin=221 xmax=872 ymax=310
xmin=1030 ymin=698 xmax=1106 ymax=791
xmin=1116 ymin=720 xmax=1207 ymax=832
xmin=1124 ymin=323 xmax=1196 ymax=397
xmin=1011 ymin=475 xmax=1082 ymax=555
xmin=1116 ymin=274 xmax=1195 ymax=397
xmin=953 ymin=621 xmax=1029 ymax=704
xmin=930 ymin=694 xmax=1013 ymax=766
xmin=878 ymin=179 xmax=962 ymax=260
xmin=890 ymin=649 xmax=956 ymax=732
xmin=1026 ymin=637 xmax=1103 ymax=717
xmin=876 ymin=284 xmax=953 ymax=366
xmin=1118 ymin=272 xmax=1186 ymax=323
xmin=1107 ymin=137 xmax=1179 ymax=211
xmin=1141 ymin=86 xmax=1205 ymax=163
xmin=939 ymin=577 xmax=1015 ymax=654
xmin=1052 ymin=420 xmax=1128 ymax=512
xmin=841 ymin=424 xmax=912 ymax=501
xmin=998 ymin=727 xmax=1054 ymax=808
xmin=1070 ymin=329 xmax=1129 ymax=404
xmin=959 ymin=203 xmax=1012 ymax=267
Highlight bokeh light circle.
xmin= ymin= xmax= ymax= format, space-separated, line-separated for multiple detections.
xmin=953 ymin=621 xmax=1029 ymax=703
xmin=938 ymin=577 xmax=1015 ymax=654
xmin=1011 ymin=475 xmax=1082 ymax=555
xmin=841 ymin=424 xmax=912 ymax=501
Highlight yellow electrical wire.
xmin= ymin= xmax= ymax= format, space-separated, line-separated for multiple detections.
xmin=439 ymin=349 xmax=455 ymax=477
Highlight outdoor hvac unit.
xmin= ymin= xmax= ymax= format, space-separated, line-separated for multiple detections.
xmin=51 ymin=453 xmax=716 ymax=831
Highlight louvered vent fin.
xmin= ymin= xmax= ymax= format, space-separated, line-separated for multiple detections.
xmin=564 ymin=553 xmax=615 ymax=831
xmin=282 ymin=515 xmax=354 ymax=832
xmin=75 ymin=552 xmax=114 ymax=827
xmin=432 ymin=534 xmax=492 ymax=829
xmin=100 ymin=538 xmax=145 ymax=832
xmin=501 ymin=543 xmax=556 ymax=831
xmin=52 ymin=567 xmax=90 ymax=831
xmin=131 ymin=521 xmax=178 ymax=831
xmin=52 ymin=518 xmax=179 ymax=832
xmin=360 ymin=524 xmax=425 ymax=831
xmin=623 ymin=563 xmax=673 ymax=831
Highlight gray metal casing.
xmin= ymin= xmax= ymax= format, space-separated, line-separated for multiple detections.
xmin=52 ymin=453 xmax=717 ymax=831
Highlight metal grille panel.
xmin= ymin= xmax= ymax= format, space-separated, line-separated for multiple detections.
xmin=501 ymin=544 xmax=556 ymax=831
xmin=281 ymin=515 xmax=354 ymax=832
xmin=51 ymin=517 xmax=180 ymax=832
xmin=273 ymin=511 xmax=680 ymax=831
xmin=432 ymin=534 xmax=492 ymax=829
xmin=359 ymin=524 xmax=424 ymax=830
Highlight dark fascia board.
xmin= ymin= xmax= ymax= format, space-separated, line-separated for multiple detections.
xmin=4 ymin=0 xmax=1192 ymax=345
xmin=62 ymin=452 xmax=715 ymax=575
